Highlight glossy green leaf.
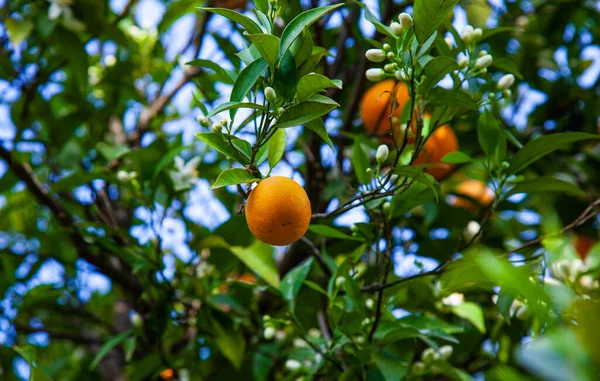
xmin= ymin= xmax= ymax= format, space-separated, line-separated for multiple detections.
xmin=246 ymin=33 xmax=280 ymax=67
xmin=195 ymin=132 xmax=250 ymax=164
xmin=186 ymin=58 xmax=237 ymax=84
xmin=297 ymin=73 xmax=342 ymax=102
xmin=352 ymin=139 xmax=370 ymax=185
xmin=305 ymin=118 xmax=334 ymax=150
xmin=279 ymin=4 xmax=343 ymax=59
xmin=230 ymin=58 xmax=269 ymax=120
xmin=205 ymin=101 xmax=265 ymax=120
xmin=414 ymin=0 xmax=460 ymax=44
xmin=211 ymin=168 xmax=260 ymax=189
xmin=506 ymin=177 xmax=586 ymax=197
xmin=199 ymin=7 xmax=262 ymax=34
xmin=308 ymin=224 xmax=362 ymax=241
xmin=508 ymin=132 xmax=600 ymax=174
xmin=280 ymin=257 xmax=313 ymax=310
xmin=394 ymin=165 xmax=440 ymax=201
xmin=273 ymin=50 xmax=297 ymax=102
xmin=477 ymin=109 xmax=502 ymax=158
xmin=353 ymin=1 xmax=394 ymax=37
xmin=441 ymin=151 xmax=474 ymax=164
xmin=429 ymin=89 xmax=479 ymax=110
xmin=421 ymin=56 xmax=458 ymax=96
xmin=230 ymin=240 xmax=280 ymax=287
xmin=90 ymin=330 xmax=133 ymax=370
xmin=376 ymin=345 xmax=413 ymax=381
xmin=268 ymin=128 xmax=286 ymax=171
xmin=274 ymin=101 xmax=337 ymax=128
xmin=212 ymin=319 xmax=246 ymax=370
xmin=452 ymin=301 xmax=486 ymax=333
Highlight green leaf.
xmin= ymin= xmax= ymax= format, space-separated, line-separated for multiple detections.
xmin=229 ymin=240 xmax=280 ymax=287
xmin=268 ymin=128 xmax=286 ymax=171
xmin=97 ymin=143 xmax=130 ymax=161
xmin=279 ymin=4 xmax=343 ymax=59
xmin=246 ymin=33 xmax=280 ymax=67
xmin=199 ymin=7 xmax=262 ymax=34
xmin=308 ymin=224 xmax=362 ymax=241
xmin=205 ymin=101 xmax=265 ymax=120
xmin=195 ymin=132 xmax=250 ymax=164
xmin=274 ymin=101 xmax=337 ymax=129
xmin=13 ymin=345 xmax=51 ymax=381
xmin=90 ymin=330 xmax=133 ymax=370
xmin=254 ymin=0 xmax=269 ymax=14
xmin=376 ymin=345 xmax=413 ymax=381
xmin=273 ymin=50 xmax=297 ymax=102
xmin=212 ymin=319 xmax=246 ymax=370
xmin=394 ymin=166 xmax=440 ymax=201
xmin=441 ymin=151 xmax=474 ymax=164
xmin=390 ymin=181 xmax=437 ymax=217
xmin=451 ymin=302 xmax=486 ymax=333
xmin=352 ymin=139 xmax=370 ymax=185
xmin=421 ymin=56 xmax=458 ymax=96
xmin=477 ymin=109 xmax=501 ymax=157
xmin=417 ymin=31 xmax=438 ymax=58
xmin=305 ymin=118 xmax=334 ymax=150
xmin=280 ymin=257 xmax=313 ymax=310
xmin=291 ymin=27 xmax=313 ymax=67
xmin=211 ymin=168 xmax=260 ymax=189
xmin=506 ymin=177 xmax=586 ymax=197
xmin=186 ymin=58 xmax=236 ymax=84
xmin=353 ymin=1 xmax=394 ymax=37
xmin=230 ymin=58 xmax=269 ymax=120
xmin=508 ymin=132 xmax=600 ymax=174
xmin=429 ymin=89 xmax=479 ymax=110
xmin=414 ymin=0 xmax=460 ymax=44
xmin=298 ymin=49 xmax=327 ymax=78
xmin=492 ymin=57 xmax=524 ymax=80
xmin=6 ymin=18 xmax=34 ymax=45
xmin=297 ymin=73 xmax=343 ymax=102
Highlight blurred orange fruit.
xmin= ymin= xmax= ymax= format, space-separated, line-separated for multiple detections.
xmin=413 ymin=124 xmax=459 ymax=180
xmin=360 ymin=80 xmax=411 ymax=143
xmin=245 ymin=176 xmax=311 ymax=246
xmin=160 ymin=369 xmax=175 ymax=380
xmin=574 ymin=234 xmax=595 ymax=261
xmin=450 ymin=179 xmax=495 ymax=211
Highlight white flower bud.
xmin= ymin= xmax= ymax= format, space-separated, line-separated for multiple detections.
xmin=130 ymin=312 xmax=143 ymax=327
xmin=570 ymin=259 xmax=587 ymax=280
xmin=382 ymin=43 xmax=392 ymax=51
xmin=104 ymin=55 xmax=117 ymax=67
xmin=366 ymin=68 xmax=386 ymax=82
xmin=497 ymin=74 xmax=515 ymax=90
xmin=442 ymin=292 xmax=465 ymax=307
xmin=461 ymin=25 xmax=474 ymax=44
xmin=390 ymin=22 xmax=403 ymax=36
xmin=293 ymin=338 xmax=307 ymax=348
xmin=457 ymin=56 xmax=469 ymax=70
xmin=445 ymin=36 xmax=454 ymax=48
xmin=117 ymin=170 xmax=129 ymax=182
xmin=277 ymin=107 xmax=285 ymax=114
xmin=275 ymin=330 xmax=287 ymax=341
xmin=308 ymin=328 xmax=321 ymax=338
xmin=264 ymin=327 xmax=276 ymax=340
xmin=421 ymin=347 xmax=439 ymax=363
xmin=472 ymin=28 xmax=483 ymax=40
xmin=376 ymin=144 xmax=389 ymax=164
xmin=399 ymin=13 xmax=413 ymax=29
xmin=211 ymin=123 xmax=222 ymax=133
xmin=475 ymin=54 xmax=493 ymax=69
xmin=580 ymin=275 xmax=596 ymax=290
xmin=355 ymin=335 xmax=365 ymax=344
xmin=196 ymin=115 xmax=207 ymax=125
xmin=395 ymin=70 xmax=408 ymax=81
xmin=412 ymin=361 xmax=426 ymax=375
xmin=362 ymin=318 xmax=371 ymax=326
xmin=335 ymin=276 xmax=345 ymax=288
xmin=366 ymin=49 xmax=386 ymax=63
xmin=285 ymin=359 xmax=301 ymax=371
xmin=478 ymin=50 xmax=489 ymax=57
xmin=439 ymin=345 xmax=453 ymax=360
xmin=264 ymin=86 xmax=277 ymax=103
xmin=365 ymin=298 xmax=375 ymax=310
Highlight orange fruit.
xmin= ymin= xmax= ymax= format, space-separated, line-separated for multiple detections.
xmin=219 ymin=272 xmax=257 ymax=293
xmin=160 ymin=369 xmax=175 ymax=380
xmin=450 ymin=179 xmax=495 ymax=211
xmin=574 ymin=234 xmax=595 ymax=261
xmin=413 ymin=124 xmax=459 ymax=180
xmin=245 ymin=176 xmax=311 ymax=246
xmin=360 ymin=80 xmax=411 ymax=143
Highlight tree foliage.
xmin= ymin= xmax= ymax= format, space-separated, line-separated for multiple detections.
xmin=1 ymin=0 xmax=600 ymax=380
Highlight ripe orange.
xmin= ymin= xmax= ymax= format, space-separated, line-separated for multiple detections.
xmin=574 ymin=234 xmax=595 ymax=261
xmin=413 ymin=124 xmax=459 ymax=180
xmin=360 ymin=80 xmax=411 ymax=143
xmin=245 ymin=176 xmax=311 ymax=246
xmin=159 ymin=369 xmax=175 ymax=380
xmin=450 ymin=179 xmax=495 ymax=211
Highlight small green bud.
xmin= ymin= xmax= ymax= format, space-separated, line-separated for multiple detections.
xmin=335 ymin=276 xmax=345 ymax=288
xmin=265 ymin=86 xmax=277 ymax=103
xmin=382 ymin=43 xmax=392 ymax=51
